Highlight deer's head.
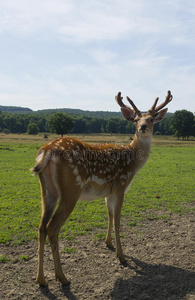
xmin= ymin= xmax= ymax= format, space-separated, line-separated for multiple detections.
xmin=116 ymin=91 xmax=173 ymax=138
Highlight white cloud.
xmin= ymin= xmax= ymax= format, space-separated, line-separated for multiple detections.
xmin=0 ymin=0 xmax=194 ymax=113
xmin=0 ymin=0 xmax=190 ymax=41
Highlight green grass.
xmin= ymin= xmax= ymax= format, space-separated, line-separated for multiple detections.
xmin=121 ymin=145 xmax=195 ymax=225
xmin=19 ymin=255 xmax=32 ymax=261
xmin=62 ymin=247 xmax=77 ymax=254
xmin=0 ymin=137 xmax=194 ymax=245
xmin=0 ymin=143 xmax=41 ymax=244
xmin=94 ymin=232 xmax=107 ymax=241
xmin=0 ymin=255 xmax=10 ymax=263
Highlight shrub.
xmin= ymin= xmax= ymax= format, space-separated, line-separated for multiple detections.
xmin=3 ymin=128 xmax=10 ymax=134
xmin=27 ymin=123 xmax=39 ymax=135
xmin=154 ymin=131 xmax=161 ymax=135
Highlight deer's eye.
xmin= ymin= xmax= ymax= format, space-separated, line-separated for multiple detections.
xmin=150 ymin=117 xmax=154 ymax=123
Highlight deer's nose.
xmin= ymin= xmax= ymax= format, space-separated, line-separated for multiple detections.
xmin=140 ymin=124 xmax=147 ymax=131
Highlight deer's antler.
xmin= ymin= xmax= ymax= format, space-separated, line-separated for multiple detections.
xmin=148 ymin=91 xmax=173 ymax=115
xmin=115 ymin=92 xmax=130 ymax=109
xmin=115 ymin=92 xmax=141 ymax=116
xmin=126 ymin=96 xmax=141 ymax=115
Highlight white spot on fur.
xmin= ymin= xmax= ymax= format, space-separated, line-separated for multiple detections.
xmin=68 ymin=157 xmax=73 ymax=163
xmin=127 ymin=171 xmax=132 ymax=179
xmin=36 ymin=152 xmax=44 ymax=163
xmin=91 ymin=175 xmax=105 ymax=185
xmin=120 ymin=174 xmax=127 ymax=180
xmin=73 ymin=167 xmax=79 ymax=175
xmin=76 ymin=175 xmax=82 ymax=185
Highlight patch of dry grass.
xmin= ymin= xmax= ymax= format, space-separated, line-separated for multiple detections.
xmin=0 ymin=132 xmax=194 ymax=146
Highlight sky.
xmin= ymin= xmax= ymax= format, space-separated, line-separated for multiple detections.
xmin=0 ymin=0 xmax=195 ymax=113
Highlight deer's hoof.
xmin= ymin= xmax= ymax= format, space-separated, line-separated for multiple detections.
xmin=36 ymin=276 xmax=48 ymax=287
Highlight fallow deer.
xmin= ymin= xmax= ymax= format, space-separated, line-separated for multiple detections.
xmin=31 ymin=91 xmax=173 ymax=286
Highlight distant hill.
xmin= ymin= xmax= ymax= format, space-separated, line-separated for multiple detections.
xmin=0 ymin=105 xmax=174 ymax=118
xmin=0 ymin=105 xmax=33 ymax=114
xmin=35 ymin=108 xmax=123 ymax=119
xmin=0 ymin=105 xmax=123 ymax=118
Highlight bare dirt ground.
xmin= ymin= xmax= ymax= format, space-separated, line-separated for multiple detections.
xmin=0 ymin=212 xmax=195 ymax=300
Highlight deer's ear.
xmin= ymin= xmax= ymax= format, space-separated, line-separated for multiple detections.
xmin=154 ymin=108 xmax=168 ymax=123
xmin=121 ymin=107 xmax=135 ymax=123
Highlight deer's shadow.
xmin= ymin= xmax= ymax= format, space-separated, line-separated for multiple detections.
xmin=111 ymin=256 xmax=195 ymax=300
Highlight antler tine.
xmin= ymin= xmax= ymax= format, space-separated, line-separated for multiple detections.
xmin=115 ymin=92 xmax=131 ymax=109
xmin=115 ymin=92 xmax=141 ymax=115
xmin=148 ymin=91 xmax=173 ymax=115
xmin=150 ymin=97 xmax=159 ymax=111
xmin=126 ymin=96 xmax=141 ymax=115
xmin=154 ymin=90 xmax=173 ymax=113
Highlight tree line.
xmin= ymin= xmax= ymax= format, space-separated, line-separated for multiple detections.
xmin=0 ymin=109 xmax=194 ymax=139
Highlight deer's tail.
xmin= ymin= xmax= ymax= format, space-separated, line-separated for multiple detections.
xmin=30 ymin=150 xmax=50 ymax=175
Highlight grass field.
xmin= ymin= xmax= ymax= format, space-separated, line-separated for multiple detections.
xmin=0 ymin=133 xmax=194 ymax=245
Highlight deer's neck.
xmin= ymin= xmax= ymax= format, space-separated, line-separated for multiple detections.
xmin=129 ymin=134 xmax=152 ymax=168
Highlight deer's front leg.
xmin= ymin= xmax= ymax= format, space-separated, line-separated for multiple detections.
xmin=105 ymin=196 xmax=114 ymax=248
xmin=113 ymin=194 xmax=126 ymax=263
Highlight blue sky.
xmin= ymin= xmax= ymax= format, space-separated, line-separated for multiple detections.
xmin=0 ymin=0 xmax=194 ymax=113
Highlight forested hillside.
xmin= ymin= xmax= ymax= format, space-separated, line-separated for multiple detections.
xmin=0 ymin=105 xmax=174 ymax=119
xmin=36 ymin=108 xmax=123 ymax=119
xmin=0 ymin=105 xmax=194 ymax=139
xmin=0 ymin=105 xmax=33 ymax=114
xmin=0 ymin=105 xmax=122 ymax=118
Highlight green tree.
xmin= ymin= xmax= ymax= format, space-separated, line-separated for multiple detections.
xmin=0 ymin=115 xmax=5 ymax=130
xmin=118 ymin=119 xmax=128 ymax=134
xmin=99 ymin=119 xmax=107 ymax=133
xmin=126 ymin=122 xmax=135 ymax=134
xmin=27 ymin=123 xmax=39 ymax=135
xmin=170 ymin=110 xmax=194 ymax=140
xmin=3 ymin=114 xmax=18 ymax=133
xmin=154 ymin=117 xmax=173 ymax=135
xmin=48 ymin=112 xmax=74 ymax=137
xmin=72 ymin=117 xmax=87 ymax=133
xmin=106 ymin=118 xmax=119 ymax=133
xmin=37 ymin=116 xmax=47 ymax=132
xmin=89 ymin=118 xmax=101 ymax=133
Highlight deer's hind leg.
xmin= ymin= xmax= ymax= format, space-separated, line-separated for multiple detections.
xmin=105 ymin=196 xmax=114 ymax=248
xmin=46 ymin=185 xmax=80 ymax=285
xmin=36 ymin=172 xmax=58 ymax=286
